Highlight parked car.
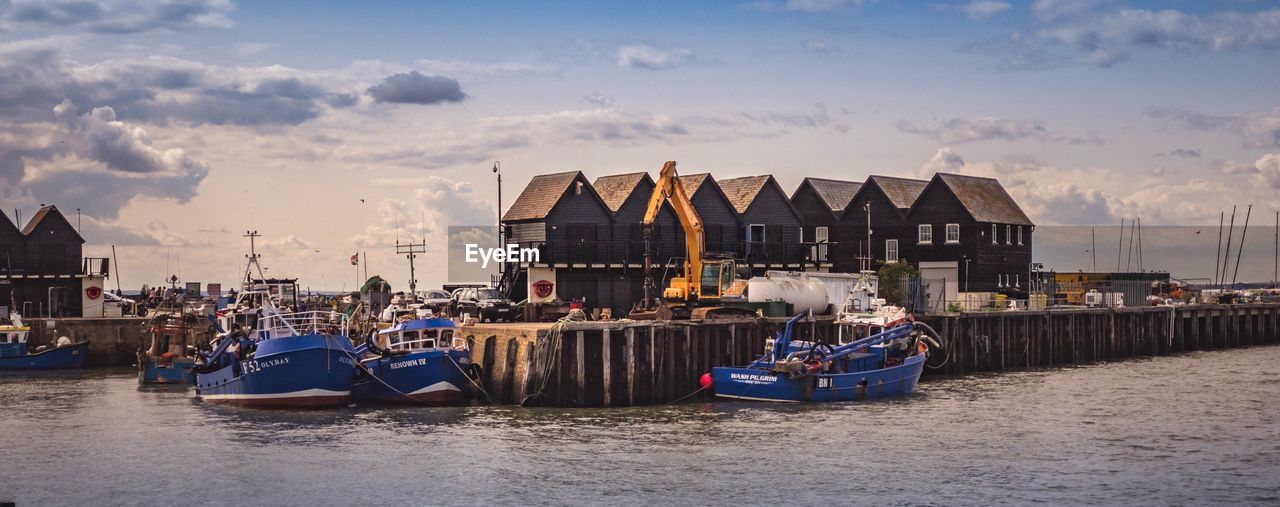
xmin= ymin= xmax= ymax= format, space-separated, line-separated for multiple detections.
xmin=105 ymin=292 xmax=146 ymax=317
xmin=450 ymin=287 xmax=517 ymax=322
xmin=418 ymin=289 xmax=452 ymax=315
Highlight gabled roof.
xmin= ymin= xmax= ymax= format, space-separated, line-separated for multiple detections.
xmin=592 ymin=172 xmax=652 ymax=213
xmin=867 ymin=175 xmax=928 ymax=210
xmin=934 ymin=173 xmax=1033 ymax=225
xmin=502 ymin=171 xmax=595 ymax=222
xmin=798 ymin=177 xmax=862 ymax=212
xmin=0 ymin=210 xmax=21 ymax=237
xmin=678 ymin=173 xmax=711 ymax=196
xmin=21 ymin=205 xmax=85 ymax=243
xmin=716 ymin=175 xmax=772 ymax=214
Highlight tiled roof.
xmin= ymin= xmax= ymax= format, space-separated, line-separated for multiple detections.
xmin=716 ymin=175 xmax=771 ymax=214
xmin=501 ymin=171 xmax=582 ymax=221
xmin=20 ymin=206 xmax=54 ymax=235
xmin=678 ymin=173 xmax=711 ymax=196
xmin=869 ymin=175 xmax=928 ymax=210
xmin=592 ymin=172 xmax=649 ymax=212
xmin=936 ymin=173 xmax=1033 ymax=225
xmin=802 ymin=177 xmax=862 ymax=212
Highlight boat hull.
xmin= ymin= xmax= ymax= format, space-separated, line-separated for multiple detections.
xmin=0 ymin=341 xmax=89 ymax=370
xmin=711 ymin=353 xmax=926 ymax=403
xmin=195 ymin=334 xmax=356 ymax=409
xmin=138 ymin=356 xmax=196 ymax=384
xmin=352 ymin=349 xmax=471 ymax=405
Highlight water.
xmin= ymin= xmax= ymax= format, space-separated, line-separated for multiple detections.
xmin=3 ymin=346 xmax=1279 ymax=506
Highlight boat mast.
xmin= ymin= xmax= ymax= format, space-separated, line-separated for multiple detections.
xmin=396 ymin=240 xmax=427 ymax=300
xmin=242 ymin=230 xmax=267 ymax=288
xmin=1232 ymin=204 xmax=1252 ymax=286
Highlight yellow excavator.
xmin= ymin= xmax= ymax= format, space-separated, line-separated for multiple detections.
xmin=629 ymin=161 xmax=752 ymax=320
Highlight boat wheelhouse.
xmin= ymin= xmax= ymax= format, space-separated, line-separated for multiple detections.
xmin=351 ymin=317 xmax=472 ymax=405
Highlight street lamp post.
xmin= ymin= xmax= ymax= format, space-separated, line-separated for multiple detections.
xmin=493 ymin=161 xmax=503 ymax=277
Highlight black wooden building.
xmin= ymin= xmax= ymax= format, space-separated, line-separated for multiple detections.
xmin=716 ymin=175 xmax=808 ymax=270
xmin=677 ymin=173 xmax=740 ymax=256
xmin=1 ymin=205 xmax=107 ymax=317
xmin=831 ymin=175 xmax=929 ymax=273
xmin=904 ymin=173 xmax=1033 ymax=294
xmin=791 ymin=177 xmax=861 ymax=265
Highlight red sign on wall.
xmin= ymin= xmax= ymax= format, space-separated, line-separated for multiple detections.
xmin=85 ymin=286 xmax=102 ymax=300
xmin=533 ymin=280 xmax=554 ymax=299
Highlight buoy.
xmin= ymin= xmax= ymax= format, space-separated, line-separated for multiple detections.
xmin=699 ymin=372 xmax=713 ymax=389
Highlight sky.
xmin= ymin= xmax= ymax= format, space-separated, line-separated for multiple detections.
xmin=1 ymin=0 xmax=1279 ymax=290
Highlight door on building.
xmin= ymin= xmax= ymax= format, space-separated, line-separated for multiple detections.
xmin=917 ymin=261 xmax=959 ymax=312
xmin=565 ymin=223 xmax=598 ymax=263
xmin=745 ymin=224 xmax=766 ymax=260
xmin=815 ymin=226 xmax=829 ymax=262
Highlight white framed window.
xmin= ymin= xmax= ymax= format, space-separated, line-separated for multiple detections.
xmin=1017 ymin=225 xmax=1024 ymax=246
xmin=1006 ymin=224 xmax=1012 ymax=245
xmin=815 ymin=226 xmax=829 ymax=261
xmin=992 ymin=223 xmax=998 ymax=244
xmin=885 ymin=239 xmax=899 ymax=262
xmin=945 ymin=223 xmax=960 ymax=244
xmin=918 ymin=224 xmax=933 ymax=244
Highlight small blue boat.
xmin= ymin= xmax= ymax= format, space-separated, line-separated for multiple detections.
xmin=709 ymin=313 xmax=939 ymax=403
xmin=137 ymin=312 xmax=201 ymax=384
xmin=0 ymin=314 xmax=88 ymax=370
xmin=351 ymin=317 xmax=473 ymax=405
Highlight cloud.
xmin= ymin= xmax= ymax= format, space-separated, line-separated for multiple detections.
xmin=963 ymin=1 xmax=1013 ymax=19
xmin=745 ymin=0 xmax=867 ymax=13
xmin=1146 ymin=106 xmax=1280 ymax=149
xmin=897 ymin=116 xmax=1103 ymax=144
xmin=1253 ymin=153 xmax=1280 ymax=189
xmin=615 ymin=45 xmax=700 ymax=70
xmin=581 ymin=92 xmax=614 ymax=108
xmin=801 ymin=39 xmax=841 ymax=55
xmin=0 ymin=0 xmax=234 ymax=34
xmin=351 ymin=176 xmax=493 ymax=251
xmin=1216 ymin=160 xmax=1258 ymax=175
xmin=742 ymin=103 xmax=843 ymax=131
xmin=366 ymin=71 xmax=467 ymax=105
xmin=1157 ymin=148 xmax=1200 ymax=158
xmin=412 ymin=59 xmax=559 ymax=79
xmin=1036 ymin=6 xmax=1280 ymax=67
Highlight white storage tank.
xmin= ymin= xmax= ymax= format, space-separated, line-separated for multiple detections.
xmin=747 ymin=274 xmax=830 ymax=314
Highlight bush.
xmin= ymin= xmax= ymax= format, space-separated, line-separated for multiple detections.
xmin=877 ymin=261 xmax=918 ymax=307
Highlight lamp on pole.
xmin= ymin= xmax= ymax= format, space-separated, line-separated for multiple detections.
xmin=493 ymin=161 xmax=503 ymax=275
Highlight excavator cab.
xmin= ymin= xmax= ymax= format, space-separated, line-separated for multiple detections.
xmin=699 ymin=259 xmax=736 ymax=300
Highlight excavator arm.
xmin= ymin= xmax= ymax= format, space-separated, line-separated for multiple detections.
xmin=641 ymin=160 xmax=704 ymax=292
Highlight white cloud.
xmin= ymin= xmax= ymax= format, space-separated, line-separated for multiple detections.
xmin=964 ymin=1 xmax=1012 ymax=19
xmin=898 ymin=116 xmax=1103 ymax=145
xmin=1147 ymin=106 xmax=1280 ymax=149
xmin=616 ymin=45 xmax=700 ymax=70
xmin=0 ymin=0 xmax=234 ymax=34
xmin=745 ymin=0 xmax=867 ymax=13
xmin=1037 ymin=6 xmax=1280 ymax=67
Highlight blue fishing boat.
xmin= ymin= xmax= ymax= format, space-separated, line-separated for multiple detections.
xmin=707 ymin=313 xmax=940 ymax=403
xmin=137 ymin=312 xmax=202 ymax=384
xmin=351 ymin=317 xmax=472 ymax=405
xmin=0 ymin=313 xmax=88 ymax=370
xmin=191 ymin=234 xmax=357 ymax=408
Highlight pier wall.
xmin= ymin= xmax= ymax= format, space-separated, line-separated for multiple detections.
xmin=459 ymin=303 xmax=1280 ymax=407
xmin=25 ymin=317 xmax=148 ymax=367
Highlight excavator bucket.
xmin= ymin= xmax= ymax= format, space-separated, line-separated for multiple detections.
xmin=690 ymin=306 xmax=759 ymax=320
xmin=627 ymin=301 xmax=673 ymax=321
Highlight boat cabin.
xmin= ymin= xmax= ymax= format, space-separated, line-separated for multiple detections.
xmin=376 ymin=318 xmax=463 ymax=352
xmin=0 ymin=317 xmax=30 ymax=357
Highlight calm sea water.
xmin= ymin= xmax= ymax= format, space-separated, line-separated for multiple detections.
xmin=3 ymin=346 xmax=1279 ymax=506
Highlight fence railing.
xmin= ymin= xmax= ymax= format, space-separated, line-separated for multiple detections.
xmin=256 ymin=310 xmax=349 ymax=340
xmin=508 ymin=240 xmax=832 ymax=266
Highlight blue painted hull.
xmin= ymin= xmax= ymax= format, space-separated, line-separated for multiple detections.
xmin=194 ymin=334 xmax=356 ymax=408
xmin=138 ymin=356 xmax=196 ymax=384
xmin=711 ymin=353 xmax=926 ymax=403
xmin=0 ymin=342 xmax=88 ymax=370
xmin=352 ymin=349 xmax=471 ymax=405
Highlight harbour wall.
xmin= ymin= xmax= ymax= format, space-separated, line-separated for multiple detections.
xmin=26 ymin=317 xmax=149 ymax=367
xmin=459 ymin=303 xmax=1280 ymax=407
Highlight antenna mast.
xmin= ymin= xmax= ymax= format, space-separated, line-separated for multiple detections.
xmin=396 ymin=239 xmax=427 ymax=298
xmin=243 ymin=230 xmax=266 ymax=285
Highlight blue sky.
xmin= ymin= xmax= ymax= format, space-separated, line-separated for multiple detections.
xmin=1 ymin=0 xmax=1279 ymax=288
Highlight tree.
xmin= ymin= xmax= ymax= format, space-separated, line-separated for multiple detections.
xmin=877 ymin=261 xmax=918 ymax=307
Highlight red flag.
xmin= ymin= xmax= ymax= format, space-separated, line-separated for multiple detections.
xmin=350 ymin=253 xmax=359 ymax=266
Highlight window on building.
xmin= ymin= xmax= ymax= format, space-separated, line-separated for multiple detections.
xmin=815 ymin=226 xmax=829 ymax=261
xmin=1018 ymin=226 xmax=1024 ymax=246
xmin=918 ymin=224 xmax=933 ymax=244
xmin=745 ymin=224 xmax=766 ymax=257
xmin=1006 ymin=224 xmax=1012 ymax=245
xmin=946 ymin=224 xmax=960 ymax=244
xmin=992 ymin=224 xmax=998 ymax=245
xmin=885 ymin=239 xmax=898 ymax=262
